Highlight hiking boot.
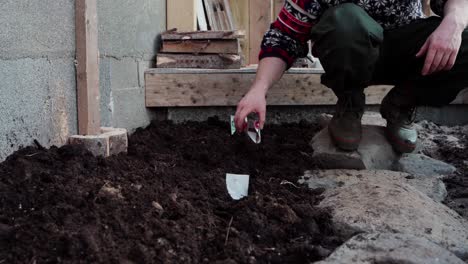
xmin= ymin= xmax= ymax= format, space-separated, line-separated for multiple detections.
xmin=329 ymin=91 xmax=365 ymax=151
xmin=380 ymin=86 xmax=418 ymax=153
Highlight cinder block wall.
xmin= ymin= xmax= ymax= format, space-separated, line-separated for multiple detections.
xmin=0 ymin=0 xmax=77 ymax=161
xmin=0 ymin=0 xmax=166 ymax=161
xmin=98 ymin=0 xmax=166 ymax=132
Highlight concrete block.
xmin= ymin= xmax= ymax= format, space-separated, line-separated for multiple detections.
xmin=0 ymin=58 xmax=77 ymax=161
xmin=138 ymin=60 xmax=153 ymax=87
xmin=69 ymin=134 xmax=110 ymax=157
xmin=311 ymin=126 xmax=398 ymax=170
xmin=109 ymin=57 xmax=139 ymax=90
xmin=112 ymin=87 xmax=153 ymax=132
xmin=99 ymin=57 xmax=113 ymax=127
xmin=68 ymin=127 xmax=128 ymax=157
xmin=97 ymin=0 xmax=166 ymax=58
xmin=0 ymin=0 xmax=75 ymax=59
xmin=101 ymin=127 xmax=128 ymax=155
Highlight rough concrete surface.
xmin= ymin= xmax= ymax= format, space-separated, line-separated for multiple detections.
xmin=317 ymin=232 xmax=465 ymax=264
xmin=311 ymin=126 xmax=397 ymax=170
xmin=300 ymin=169 xmax=447 ymax=203
xmin=395 ymin=153 xmax=457 ymax=177
xmin=318 ymin=112 xmax=387 ymax=128
xmin=0 ymin=58 xmax=77 ymax=161
xmin=98 ymin=0 xmax=165 ymax=132
xmin=69 ymin=127 xmax=128 ymax=157
xmin=0 ymin=0 xmax=75 ymax=60
xmin=314 ymin=170 xmax=468 ymax=259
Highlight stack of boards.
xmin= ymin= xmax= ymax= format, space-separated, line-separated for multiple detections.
xmin=157 ymin=30 xmax=243 ymax=69
xmin=158 ymin=0 xmax=242 ymax=69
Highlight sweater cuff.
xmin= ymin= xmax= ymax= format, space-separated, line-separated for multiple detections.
xmin=259 ymin=47 xmax=296 ymax=69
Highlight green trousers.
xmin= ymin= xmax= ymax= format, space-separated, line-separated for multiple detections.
xmin=310 ymin=3 xmax=468 ymax=106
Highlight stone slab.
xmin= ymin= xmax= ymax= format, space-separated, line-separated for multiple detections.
xmin=318 ymin=112 xmax=387 ymax=128
xmin=300 ymin=169 xmax=447 ymax=203
xmin=314 ymin=170 xmax=468 ymax=259
xmin=395 ymin=153 xmax=457 ymax=177
xmin=317 ymin=232 xmax=465 ymax=264
xmin=311 ymin=126 xmax=397 ymax=170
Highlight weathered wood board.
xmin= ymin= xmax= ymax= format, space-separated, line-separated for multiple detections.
xmin=161 ymin=30 xmax=243 ymax=40
xmin=156 ymin=54 xmax=241 ymax=69
xmin=249 ymin=0 xmax=272 ymax=64
xmin=160 ymin=39 xmax=239 ymax=54
xmin=76 ymin=0 xmax=101 ymax=135
xmin=228 ymin=0 xmax=249 ymax=65
xmin=145 ymin=68 xmax=392 ymax=107
xmin=167 ymin=0 xmax=197 ymax=31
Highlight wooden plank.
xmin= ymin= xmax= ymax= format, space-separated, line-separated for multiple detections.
xmin=272 ymin=0 xmax=284 ymax=20
xmin=229 ymin=0 xmax=250 ymax=65
xmin=167 ymin=0 xmax=197 ymax=31
xmin=249 ymin=0 xmax=272 ymax=64
xmin=196 ymin=0 xmax=208 ymax=30
xmin=161 ymin=30 xmax=243 ymax=40
xmin=223 ymin=0 xmax=235 ymax=30
xmin=75 ymin=0 xmax=100 ymax=135
xmin=204 ymin=0 xmax=219 ymax=30
xmin=145 ymin=69 xmax=392 ymax=107
xmin=146 ymin=67 xmax=324 ymax=74
xmin=156 ymin=54 xmax=241 ymax=69
xmin=161 ymin=39 xmax=239 ymax=54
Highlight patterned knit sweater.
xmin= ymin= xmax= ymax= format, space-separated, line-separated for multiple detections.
xmin=260 ymin=0 xmax=448 ymax=68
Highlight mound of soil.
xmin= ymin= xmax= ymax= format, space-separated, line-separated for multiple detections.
xmin=0 ymin=118 xmax=345 ymax=264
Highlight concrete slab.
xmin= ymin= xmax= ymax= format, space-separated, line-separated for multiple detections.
xmin=311 ymin=126 xmax=398 ymax=170
xmin=317 ymin=233 xmax=465 ymax=264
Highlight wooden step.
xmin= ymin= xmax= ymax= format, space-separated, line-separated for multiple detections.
xmin=145 ymin=68 xmax=393 ymax=107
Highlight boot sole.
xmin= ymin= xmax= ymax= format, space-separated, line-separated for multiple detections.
xmin=328 ymin=129 xmax=360 ymax=151
xmin=385 ymin=129 xmax=416 ymax=153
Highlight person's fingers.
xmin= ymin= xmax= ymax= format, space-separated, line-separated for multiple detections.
xmin=444 ymin=52 xmax=457 ymax=71
xmin=236 ymin=107 xmax=250 ymax=132
xmin=234 ymin=104 xmax=245 ymax=131
xmin=422 ymin=48 xmax=436 ymax=76
xmin=258 ymin=108 xmax=266 ymax=129
xmin=428 ymin=51 xmax=443 ymax=74
xmin=437 ymin=52 xmax=450 ymax=72
xmin=416 ymin=41 xmax=429 ymax=58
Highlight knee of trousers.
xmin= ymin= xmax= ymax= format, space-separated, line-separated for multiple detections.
xmin=311 ymin=4 xmax=384 ymax=90
xmin=312 ymin=3 xmax=384 ymax=61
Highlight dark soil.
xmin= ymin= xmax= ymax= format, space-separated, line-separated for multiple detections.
xmin=0 ymin=118 xmax=345 ymax=264
xmin=417 ymin=121 xmax=468 ymax=219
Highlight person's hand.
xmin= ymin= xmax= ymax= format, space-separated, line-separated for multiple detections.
xmin=416 ymin=17 xmax=463 ymax=76
xmin=234 ymin=86 xmax=267 ymax=132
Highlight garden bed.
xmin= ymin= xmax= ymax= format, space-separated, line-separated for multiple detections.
xmin=0 ymin=118 xmax=345 ymax=263
xmin=1 ymin=117 xmax=467 ymax=263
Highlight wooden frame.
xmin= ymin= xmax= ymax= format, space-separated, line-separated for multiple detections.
xmin=76 ymin=0 xmax=101 ymax=135
xmin=145 ymin=68 xmax=393 ymax=107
